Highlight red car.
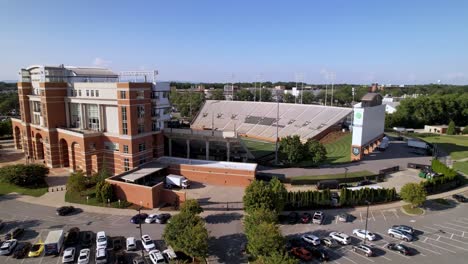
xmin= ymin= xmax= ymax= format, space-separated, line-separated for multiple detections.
xmin=290 ymin=247 xmax=312 ymax=261
xmin=301 ymin=213 xmax=312 ymax=223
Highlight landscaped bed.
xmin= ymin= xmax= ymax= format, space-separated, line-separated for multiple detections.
xmin=289 ymin=170 xmax=375 ymax=185
xmin=65 ymin=188 xmax=133 ymax=209
xmin=402 ymin=204 xmax=424 ymax=215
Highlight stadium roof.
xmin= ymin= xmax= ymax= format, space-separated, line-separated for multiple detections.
xmin=191 ymin=100 xmax=353 ymax=142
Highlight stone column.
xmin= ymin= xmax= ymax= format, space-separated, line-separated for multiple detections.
xmin=205 ymin=140 xmax=210 ymax=160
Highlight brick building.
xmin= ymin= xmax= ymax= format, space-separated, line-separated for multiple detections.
xmin=11 ymin=65 xmax=171 ymax=176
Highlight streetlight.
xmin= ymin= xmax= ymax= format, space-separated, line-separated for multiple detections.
xmin=363 ymin=200 xmax=370 ymax=245
xmin=136 ymin=206 xmax=145 ymax=257
xmin=274 ymin=90 xmax=280 ymax=165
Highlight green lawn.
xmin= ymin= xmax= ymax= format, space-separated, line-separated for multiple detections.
xmin=453 ymin=161 xmax=468 ymax=175
xmin=241 ymin=137 xmax=276 ymax=158
xmin=402 ymin=204 xmax=424 ymax=215
xmin=324 ymin=133 xmax=352 ymax=164
xmin=65 ymin=188 xmax=132 ymax=209
xmin=0 ymin=182 xmax=48 ymax=197
xmin=291 ymin=170 xmax=374 ymax=183
xmin=418 ymin=135 xmax=468 ymax=160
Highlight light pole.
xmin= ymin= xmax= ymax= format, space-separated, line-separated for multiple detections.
xmin=363 ymin=200 xmax=370 ymax=245
xmin=274 ymin=90 xmax=280 ymax=165
xmin=136 ymin=206 xmax=145 ymax=257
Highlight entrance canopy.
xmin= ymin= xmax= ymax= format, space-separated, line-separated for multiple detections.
xmin=121 ymin=163 xmax=167 ymax=183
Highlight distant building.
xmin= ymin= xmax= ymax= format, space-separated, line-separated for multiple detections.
xmin=424 ymin=125 xmax=461 ymax=135
xmin=223 ymin=84 xmax=239 ymax=100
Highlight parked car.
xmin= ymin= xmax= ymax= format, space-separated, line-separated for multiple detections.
xmin=317 ymin=180 xmax=339 ymax=190
xmin=149 ymin=250 xmax=166 ymax=264
xmin=28 ymin=242 xmax=45 ymax=257
xmin=300 ymin=213 xmax=312 ymax=223
xmin=95 ymin=247 xmax=107 ymax=264
xmin=132 ymin=256 xmax=145 ymax=264
xmin=126 ymin=237 xmax=137 ymax=251
xmin=329 ymin=232 xmax=351 ymax=245
xmin=56 ymin=206 xmax=75 ymax=216
xmin=312 ymin=211 xmax=324 ymax=224
xmin=0 ymin=239 xmax=17 ymax=255
xmin=155 ymin=213 xmax=171 ymax=224
xmin=301 ymin=234 xmax=320 ymax=246
xmin=130 ymin=213 xmax=149 ymax=224
xmin=62 ymin=247 xmax=76 ymax=263
xmin=163 ymin=246 xmax=177 ymax=261
xmin=145 ymin=214 xmax=158 ymax=224
xmin=112 ymin=237 xmax=124 ymax=251
xmin=388 ymin=228 xmax=413 ymax=241
xmin=4 ymin=228 xmax=24 ymax=240
xmin=65 ymin=227 xmax=80 ymax=246
xmin=309 ymin=247 xmax=330 ymax=262
xmin=141 ymin=235 xmax=156 ymax=252
xmin=352 ymin=244 xmax=374 ymax=257
xmin=452 ymin=194 xmax=467 ymax=203
xmin=387 ymin=243 xmax=411 ymax=255
xmin=96 ymin=231 xmax=108 ymax=248
xmin=288 ymin=212 xmax=299 ymax=224
xmin=338 ymin=213 xmax=349 ymax=222
xmin=357 ymin=180 xmax=373 ymax=187
xmin=77 ymin=248 xmax=90 ymax=264
xmin=352 ymin=229 xmax=377 ymax=241
xmin=391 ymin=225 xmax=414 ymax=235
xmin=80 ymin=231 xmax=94 ymax=247
xmin=321 ymin=237 xmax=339 ymax=248
xmin=290 ymin=247 xmax=312 ymax=261
xmin=12 ymin=242 xmax=31 ymax=259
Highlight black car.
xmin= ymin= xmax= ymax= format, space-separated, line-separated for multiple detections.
xmin=357 ymin=180 xmax=373 ymax=187
xmin=5 ymin=228 xmax=24 ymax=240
xmin=300 ymin=213 xmax=312 ymax=224
xmin=288 ymin=212 xmax=299 ymax=224
xmin=65 ymin=227 xmax=80 ymax=246
xmin=80 ymin=231 xmax=94 ymax=247
xmin=12 ymin=242 xmax=31 ymax=259
xmin=130 ymin=213 xmax=148 ymax=224
xmin=155 ymin=213 xmax=171 ymax=224
xmin=56 ymin=206 xmax=75 ymax=216
xmin=309 ymin=248 xmax=330 ymax=262
xmin=453 ymin=194 xmax=467 ymax=203
xmin=387 ymin=243 xmax=411 ymax=255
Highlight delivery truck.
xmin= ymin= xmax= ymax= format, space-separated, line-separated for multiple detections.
xmin=165 ymin=174 xmax=190 ymax=189
xmin=407 ymin=139 xmax=428 ymax=149
xmin=44 ymin=229 xmax=64 ymax=256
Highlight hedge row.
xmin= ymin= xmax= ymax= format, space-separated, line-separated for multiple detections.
xmin=422 ymin=160 xmax=464 ymax=194
xmin=289 ymin=174 xmax=383 ymax=185
xmin=285 ymin=189 xmax=332 ymax=210
xmin=0 ymin=164 xmax=49 ymax=187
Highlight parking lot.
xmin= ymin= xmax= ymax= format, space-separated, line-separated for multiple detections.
xmin=280 ymin=191 xmax=468 ymax=264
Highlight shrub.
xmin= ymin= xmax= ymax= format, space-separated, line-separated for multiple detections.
xmin=66 ymin=171 xmax=87 ymax=193
xmin=446 ymin=120 xmax=456 ymax=135
xmin=99 ymin=182 xmax=114 ymax=203
xmin=462 ymin=126 xmax=468 ymax=135
xmin=400 ymin=183 xmax=426 ymax=208
xmin=0 ymin=164 xmax=48 ymax=187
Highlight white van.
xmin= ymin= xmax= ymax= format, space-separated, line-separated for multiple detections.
xmin=96 ymin=231 xmax=107 ymax=248
xmin=95 ymin=247 xmax=107 ymax=264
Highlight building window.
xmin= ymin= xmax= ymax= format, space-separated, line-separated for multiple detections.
xmin=87 ymin=104 xmax=99 ymax=131
xmin=120 ymin=91 xmax=126 ymax=99
xmin=152 ymin=121 xmax=158 ymax=131
xmin=124 ymin=158 xmax=130 ymax=171
xmin=137 ymin=106 xmax=145 ymax=118
xmin=137 ymin=123 xmax=144 ymax=134
xmin=139 ymin=157 xmax=146 ymax=165
xmin=91 ymin=90 xmax=94 ymax=97
xmin=78 ymin=90 xmax=82 ymax=96
xmin=70 ymin=103 xmax=81 ymax=128
xmin=95 ymin=90 xmax=99 ymax=97
xmin=123 ymin=145 xmax=128 ymax=153
xmin=86 ymin=90 xmax=89 ymax=96
xmin=138 ymin=143 xmax=146 ymax=152
xmin=121 ymin=106 xmax=127 ymax=135
xmin=104 ymin=142 xmax=119 ymax=151
xmin=136 ymin=90 xmax=144 ymax=99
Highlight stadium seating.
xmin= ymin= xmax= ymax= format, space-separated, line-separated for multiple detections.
xmin=191 ymin=100 xmax=353 ymax=142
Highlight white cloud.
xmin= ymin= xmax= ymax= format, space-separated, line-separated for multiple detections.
xmin=92 ymin=57 xmax=112 ymax=67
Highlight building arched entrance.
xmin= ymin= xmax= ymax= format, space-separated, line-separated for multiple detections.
xmin=70 ymin=142 xmax=81 ymax=171
xmin=59 ymin=138 xmax=70 ymax=168
xmin=14 ymin=126 xmax=22 ymax=149
xmin=35 ymin=133 xmax=44 ymax=160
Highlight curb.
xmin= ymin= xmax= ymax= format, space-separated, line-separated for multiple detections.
xmin=399 ymin=205 xmax=426 ymax=216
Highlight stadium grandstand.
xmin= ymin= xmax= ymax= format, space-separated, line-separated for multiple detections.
xmin=191 ymin=100 xmax=353 ymax=142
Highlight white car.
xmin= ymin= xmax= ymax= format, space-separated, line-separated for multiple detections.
xmin=388 ymin=228 xmax=413 ymax=241
xmin=353 ymin=229 xmax=377 ymax=241
xmin=126 ymin=237 xmax=137 ymax=251
xmin=0 ymin=239 xmax=17 ymax=255
xmin=163 ymin=246 xmax=177 ymax=260
xmin=96 ymin=231 xmax=107 ymax=248
xmin=312 ymin=211 xmax=324 ymax=224
xmin=77 ymin=248 xmax=90 ymax=264
xmin=141 ymin=234 xmax=156 ymax=252
xmin=149 ymin=250 xmax=165 ymax=264
xmin=301 ymin=234 xmax=321 ymax=246
xmin=95 ymin=247 xmax=107 ymax=264
xmin=329 ymin=232 xmax=351 ymax=245
xmin=145 ymin=214 xmax=158 ymax=224
xmin=62 ymin=247 xmax=76 ymax=263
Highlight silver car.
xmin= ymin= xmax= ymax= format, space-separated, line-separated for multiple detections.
xmin=391 ymin=225 xmax=414 ymax=235
xmin=388 ymin=228 xmax=413 ymax=241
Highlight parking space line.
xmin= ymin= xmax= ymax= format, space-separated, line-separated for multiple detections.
xmin=424 ymin=236 xmax=468 ymax=251
xmin=445 ymin=222 xmax=468 ymax=230
xmin=328 ymin=250 xmax=358 ymax=264
xmin=402 ymin=241 xmax=441 ymax=255
xmin=373 ymin=244 xmax=411 ymax=260
xmin=392 ymin=210 xmax=399 ymax=218
xmin=381 ymin=211 xmax=387 ymax=221
xmin=454 ymin=220 xmax=468 ymax=226
xmin=370 ymin=211 xmax=375 ymax=221
xmin=433 ymin=224 xmax=465 ymax=233
xmin=350 ymin=250 xmax=375 ymax=262
xmin=417 ymin=240 xmax=457 ymax=253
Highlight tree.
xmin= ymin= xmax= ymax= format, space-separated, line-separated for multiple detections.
xmin=99 ymin=182 xmax=114 ymax=202
xmin=95 ymin=181 xmax=105 ymax=202
xmin=180 ymin=199 xmax=203 ymax=215
xmin=447 ymin=120 xmax=456 ymax=135
xmin=235 ymin=89 xmax=254 ymax=101
xmin=279 ymin=135 xmax=305 ymax=164
xmin=243 ymin=180 xmax=276 ymax=214
xmin=462 ymin=126 xmax=468 ymax=134
xmin=269 ymin=178 xmax=287 ymax=213
xmin=163 ymin=211 xmax=208 ymax=261
xmin=304 ymin=139 xmax=327 ymax=165
xmin=0 ymin=120 xmax=12 ymax=137
xmin=246 ymin=222 xmax=284 ymax=258
xmin=0 ymin=164 xmax=48 ymax=187
xmin=254 ymin=251 xmax=299 ymax=264
xmin=400 ymin=183 xmax=427 ymax=208
xmin=301 ymin=91 xmax=315 ymax=104
xmin=210 ymin=89 xmax=225 ymax=100
xmin=283 ymin=93 xmax=295 ymax=103
xmin=67 ymin=171 xmax=87 ymax=193
xmin=257 ymin=89 xmax=272 ymax=102
xmin=244 ymin=208 xmax=278 ymax=236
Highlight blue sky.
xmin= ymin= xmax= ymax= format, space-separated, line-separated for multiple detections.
xmin=1 ymin=0 xmax=467 ymax=84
